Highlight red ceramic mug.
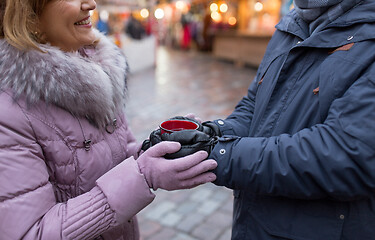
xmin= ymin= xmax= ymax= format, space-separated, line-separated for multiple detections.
xmin=160 ymin=119 xmax=199 ymax=134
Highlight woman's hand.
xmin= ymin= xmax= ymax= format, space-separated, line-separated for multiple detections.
xmin=184 ymin=113 xmax=202 ymax=123
xmin=137 ymin=141 xmax=217 ymax=191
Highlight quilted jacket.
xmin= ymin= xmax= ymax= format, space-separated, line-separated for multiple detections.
xmin=0 ymin=31 xmax=155 ymax=239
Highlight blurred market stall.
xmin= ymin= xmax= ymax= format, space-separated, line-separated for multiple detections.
xmin=93 ymin=0 xmax=294 ymax=68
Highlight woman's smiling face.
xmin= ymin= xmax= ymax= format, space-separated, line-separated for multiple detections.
xmin=39 ymin=0 xmax=97 ymax=52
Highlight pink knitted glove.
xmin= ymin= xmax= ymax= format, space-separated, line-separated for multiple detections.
xmin=137 ymin=141 xmax=217 ymax=191
xmin=184 ymin=113 xmax=202 ymax=123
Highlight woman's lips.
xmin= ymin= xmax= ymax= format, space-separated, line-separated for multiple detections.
xmin=74 ymin=16 xmax=91 ymax=26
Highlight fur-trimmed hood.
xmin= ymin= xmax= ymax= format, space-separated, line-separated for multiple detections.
xmin=0 ymin=30 xmax=128 ymax=127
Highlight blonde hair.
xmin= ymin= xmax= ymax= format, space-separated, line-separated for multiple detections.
xmin=1 ymin=0 xmax=49 ymax=51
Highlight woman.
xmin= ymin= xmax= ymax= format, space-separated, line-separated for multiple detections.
xmin=0 ymin=0 xmax=217 ymax=239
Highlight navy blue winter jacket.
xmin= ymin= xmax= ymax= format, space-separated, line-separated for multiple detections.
xmin=211 ymin=1 xmax=375 ymax=239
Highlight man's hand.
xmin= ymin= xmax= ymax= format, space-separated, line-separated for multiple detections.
xmin=141 ymin=117 xmax=222 ymax=158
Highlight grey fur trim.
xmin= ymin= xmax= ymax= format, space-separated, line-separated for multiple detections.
xmin=0 ymin=30 xmax=128 ymax=127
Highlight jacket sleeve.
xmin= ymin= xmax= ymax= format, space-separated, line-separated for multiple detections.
xmin=211 ymin=69 xmax=375 ymax=201
xmin=0 ymin=94 xmax=154 ymax=240
xmin=218 ymin=79 xmax=258 ymax=137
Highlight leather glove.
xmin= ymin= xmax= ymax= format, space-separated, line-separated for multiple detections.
xmin=141 ymin=117 xmax=222 ymax=158
xmin=137 ymin=141 xmax=217 ymax=191
xmin=201 ymin=120 xmax=222 ymax=138
xmin=160 ymin=129 xmax=218 ymax=158
xmin=141 ymin=116 xmax=202 ymax=154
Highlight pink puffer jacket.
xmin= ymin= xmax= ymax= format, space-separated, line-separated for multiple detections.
xmin=0 ymin=31 xmax=155 ymax=240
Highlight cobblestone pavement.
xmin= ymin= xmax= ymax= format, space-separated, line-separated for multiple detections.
xmin=125 ymin=46 xmax=257 ymax=240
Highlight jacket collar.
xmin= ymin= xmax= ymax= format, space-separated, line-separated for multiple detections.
xmin=276 ymin=0 xmax=375 ymax=47
xmin=0 ymin=30 xmax=128 ymax=128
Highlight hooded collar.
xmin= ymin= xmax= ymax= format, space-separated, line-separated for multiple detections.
xmin=0 ymin=30 xmax=128 ymax=128
xmin=293 ymin=0 xmax=344 ymax=23
xmin=277 ymin=0 xmax=375 ymax=40
xmin=294 ymin=0 xmax=362 ymax=34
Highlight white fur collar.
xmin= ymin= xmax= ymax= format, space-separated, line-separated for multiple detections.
xmin=0 ymin=30 xmax=128 ymax=127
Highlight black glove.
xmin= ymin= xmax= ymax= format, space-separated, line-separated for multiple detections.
xmin=202 ymin=121 xmax=222 ymax=138
xmin=141 ymin=116 xmax=202 ymax=152
xmin=141 ymin=117 xmax=221 ymax=159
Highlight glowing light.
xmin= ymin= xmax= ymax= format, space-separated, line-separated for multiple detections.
xmin=210 ymin=3 xmax=218 ymax=12
xmin=164 ymin=5 xmax=173 ymax=18
xmin=175 ymin=1 xmax=186 ymax=10
xmin=219 ymin=3 xmax=228 ymax=13
xmin=254 ymin=2 xmax=263 ymax=12
xmin=140 ymin=8 xmax=149 ymax=18
xmin=211 ymin=11 xmax=222 ymax=22
xmin=228 ymin=16 xmax=237 ymax=25
xmin=100 ymin=10 xmax=109 ymax=22
xmin=154 ymin=8 xmax=164 ymax=19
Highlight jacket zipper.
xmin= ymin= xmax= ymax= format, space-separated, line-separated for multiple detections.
xmin=77 ymin=118 xmax=92 ymax=151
